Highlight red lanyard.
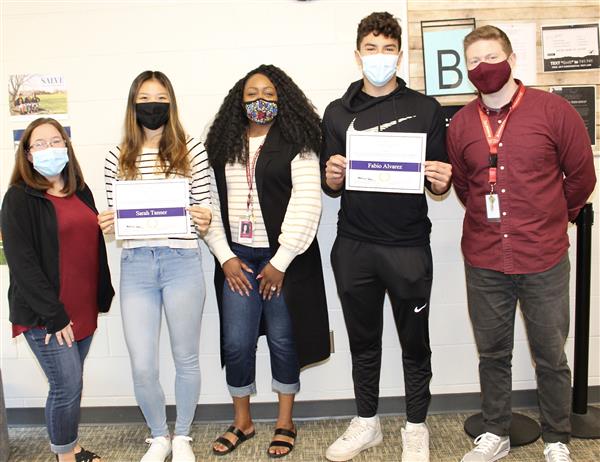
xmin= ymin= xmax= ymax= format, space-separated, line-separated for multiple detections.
xmin=477 ymin=84 xmax=526 ymax=187
xmin=245 ymin=145 xmax=263 ymax=217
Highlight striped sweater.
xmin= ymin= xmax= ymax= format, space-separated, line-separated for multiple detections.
xmin=104 ymin=137 xmax=210 ymax=249
xmin=204 ymin=135 xmax=322 ymax=272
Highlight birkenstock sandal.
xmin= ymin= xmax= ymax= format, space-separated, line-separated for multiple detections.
xmin=212 ymin=425 xmax=256 ymax=456
xmin=267 ymin=427 xmax=297 ymax=458
xmin=76 ymin=448 xmax=101 ymax=462
xmin=55 ymin=448 xmax=101 ymax=462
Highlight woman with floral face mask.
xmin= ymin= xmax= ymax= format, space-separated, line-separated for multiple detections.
xmin=97 ymin=71 xmax=211 ymax=462
xmin=204 ymin=64 xmax=330 ymax=458
xmin=1 ymin=118 xmax=114 ymax=462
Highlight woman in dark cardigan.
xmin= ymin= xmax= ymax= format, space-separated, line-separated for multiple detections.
xmin=1 ymin=117 xmax=114 ymax=462
xmin=204 ymin=64 xmax=330 ymax=458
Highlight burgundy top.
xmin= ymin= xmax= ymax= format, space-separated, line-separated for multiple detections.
xmin=12 ymin=193 xmax=100 ymax=340
xmin=447 ymin=82 xmax=596 ymax=274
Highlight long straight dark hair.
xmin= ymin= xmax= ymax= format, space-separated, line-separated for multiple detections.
xmin=119 ymin=71 xmax=190 ymax=179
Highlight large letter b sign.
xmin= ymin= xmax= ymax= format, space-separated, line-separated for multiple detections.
xmin=423 ymin=27 xmax=475 ymax=96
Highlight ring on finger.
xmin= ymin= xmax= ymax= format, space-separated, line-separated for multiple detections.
xmin=270 ymin=286 xmax=277 ymax=292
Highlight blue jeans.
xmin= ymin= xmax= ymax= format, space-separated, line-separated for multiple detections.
xmin=120 ymin=246 xmax=205 ymax=437
xmin=24 ymin=329 xmax=93 ymax=455
xmin=222 ymin=243 xmax=300 ymax=397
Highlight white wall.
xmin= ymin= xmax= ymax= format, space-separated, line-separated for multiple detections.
xmin=1 ymin=0 xmax=598 ymax=410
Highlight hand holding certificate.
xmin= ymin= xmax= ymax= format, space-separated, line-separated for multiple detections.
xmin=113 ymin=178 xmax=192 ymax=240
xmin=345 ymin=131 xmax=427 ymax=193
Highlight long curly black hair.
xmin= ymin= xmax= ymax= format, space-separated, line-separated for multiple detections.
xmin=206 ymin=64 xmax=321 ymax=166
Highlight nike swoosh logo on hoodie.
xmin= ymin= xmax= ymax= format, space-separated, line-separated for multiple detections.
xmin=348 ymin=115 xmax=417 ymax=132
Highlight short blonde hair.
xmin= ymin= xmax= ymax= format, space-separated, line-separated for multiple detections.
xmin=464 ymin=25 xmax=513 ymax=56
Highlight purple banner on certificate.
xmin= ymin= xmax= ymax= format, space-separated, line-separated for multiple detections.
xmin=117 ymin=207 xmax=186 ymax=219
xmin=349 ymin=160 xmax=421 ymax=172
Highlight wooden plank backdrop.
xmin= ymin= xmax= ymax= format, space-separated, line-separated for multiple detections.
xmin=406 ymin=0 xmax=600 ymax=148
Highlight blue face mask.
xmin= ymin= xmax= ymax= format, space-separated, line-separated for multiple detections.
xmin=32 ymin=147 xmax=69 ymax=177
xmin=360 ymin=53 xmax=400 ymax=87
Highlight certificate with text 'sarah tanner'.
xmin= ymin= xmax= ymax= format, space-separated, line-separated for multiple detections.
xmin=345 ymin=131 xmax=427 ymax=194
xmin=113 ymin=178 xmax=192 ymax=240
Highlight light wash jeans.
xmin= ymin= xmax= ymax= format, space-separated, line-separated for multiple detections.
xmin=120 ymin=246 xmax=205 ymax=437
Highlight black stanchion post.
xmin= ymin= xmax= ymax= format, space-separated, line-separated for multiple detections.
xmin=571 ymin=203 xmax=600 ymax=439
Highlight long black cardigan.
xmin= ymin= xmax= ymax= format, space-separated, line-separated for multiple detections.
xmin=1 ymin=182 xmax=114 ymax=333
xmin=212 ymin=123 xmax=330 ymax=368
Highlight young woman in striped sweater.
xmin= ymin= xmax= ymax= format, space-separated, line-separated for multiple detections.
xmin=97 ymin=71 xmax=211 ymax=462
xmin=204 ymin=64 xmax=330 ymax=458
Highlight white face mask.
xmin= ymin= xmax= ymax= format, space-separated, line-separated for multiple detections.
xmin=361 ymin=53 xmax=400 ymax=87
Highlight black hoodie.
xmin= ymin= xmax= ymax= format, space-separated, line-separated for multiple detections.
xmin=321 ymin=77 xmax=448 ymax=246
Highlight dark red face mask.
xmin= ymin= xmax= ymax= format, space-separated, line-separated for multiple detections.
xmin=467 ymin=60 xmax=512 ymax=94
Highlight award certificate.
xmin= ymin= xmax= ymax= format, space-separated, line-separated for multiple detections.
xmin=113 ymin=178 xmax=192 ymax=240
xmin=346 ymin=131 xmax=426 ymax=193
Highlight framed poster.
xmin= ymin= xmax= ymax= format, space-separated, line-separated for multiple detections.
xmin=421 ymin=18 xmax=476 ymax=96
xmin=8 ymin=74 xmax=68 ymax=119
xmin=542 ymin=24 xmax=600 ymax=72
xmin=549 ymin=86 xmax=596 ymax=145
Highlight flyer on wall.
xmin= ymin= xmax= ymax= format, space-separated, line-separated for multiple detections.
xmin=542 ymin=23 xmax=600 ymax=72
xmin=8 ymin=74 xmax=68 ymax=120
xmin=549 ymin=85 xmax=596 ymax=146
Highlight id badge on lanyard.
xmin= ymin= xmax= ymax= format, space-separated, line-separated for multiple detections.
xmin=478 ymin=84 xmax=525 ymax=222
xmin=237 ymin=145 xmax=263 ymax=243
xmin=238 ymin=219 xmax=253 ymax=243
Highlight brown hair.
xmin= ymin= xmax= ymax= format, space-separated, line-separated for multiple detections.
xmin=119 ymin=70 xmax=190 ymax=179
xmin=356 ymin=12 xmax=402 ymax=50
xmin=9 ymin=117 xmax=84 ymax=195
xmin=463 ymin=25 xmax=513 ymax=56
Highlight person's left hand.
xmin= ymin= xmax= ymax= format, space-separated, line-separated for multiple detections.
xmin=424 ymin=161 xmax=452 ymax=194
xmin=188 ymin=205 xmax=212 ymax=236
xmin=257 ymin=263 xmax=284 ymax=300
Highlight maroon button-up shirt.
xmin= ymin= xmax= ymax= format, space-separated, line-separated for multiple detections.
xmin=447 ymin=83 xmax=596 ymax=274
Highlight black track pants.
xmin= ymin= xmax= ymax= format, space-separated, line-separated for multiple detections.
xmin=331 ymin=236 xmax=433 ymax=422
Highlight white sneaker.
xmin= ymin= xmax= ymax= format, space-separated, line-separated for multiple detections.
xmin=401 ymin=422 xmax=429 ymax=462
xmin=172 ymin=435 xmax=195 ymax=462
xmin=461 ymin=432 xmax=510 ymax=462
xmin=140 ymin=436 xmax=171 ymax=462
xmin=544 ymin=442 xmax=572 ymax=462
xmin=325 ymin=416 xmax=383 ymax=461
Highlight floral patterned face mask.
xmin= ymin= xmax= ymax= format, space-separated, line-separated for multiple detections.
xmin=244 ymin=99 xmax=278 ymax=125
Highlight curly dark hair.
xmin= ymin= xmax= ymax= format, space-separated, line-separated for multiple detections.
xmin=205 ymin=64 xmax=321 ymax=166
xmin=356 ymin=11 xmax=402 ymax=50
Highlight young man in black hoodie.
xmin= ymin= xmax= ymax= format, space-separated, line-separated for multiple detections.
xmin=322 ymin=12 xmax=451 ymax=462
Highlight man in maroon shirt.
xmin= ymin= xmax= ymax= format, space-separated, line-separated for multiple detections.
xmin=447 ymin=26 xmax=596 ymax=462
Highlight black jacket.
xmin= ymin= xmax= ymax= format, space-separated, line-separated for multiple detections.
xmin=212 ymin=123 xmax=331 ymax=368
xmin=321 ymin=77 xmax=448 ymax=247
xmin=1 ymin=182 xmax=114 ymax=333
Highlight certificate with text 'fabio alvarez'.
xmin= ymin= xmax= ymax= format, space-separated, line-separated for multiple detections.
xmin=345 ymin=131 xmax=427 ymax=194
xmin=113 ymin=178 xmax=192 ymax=240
